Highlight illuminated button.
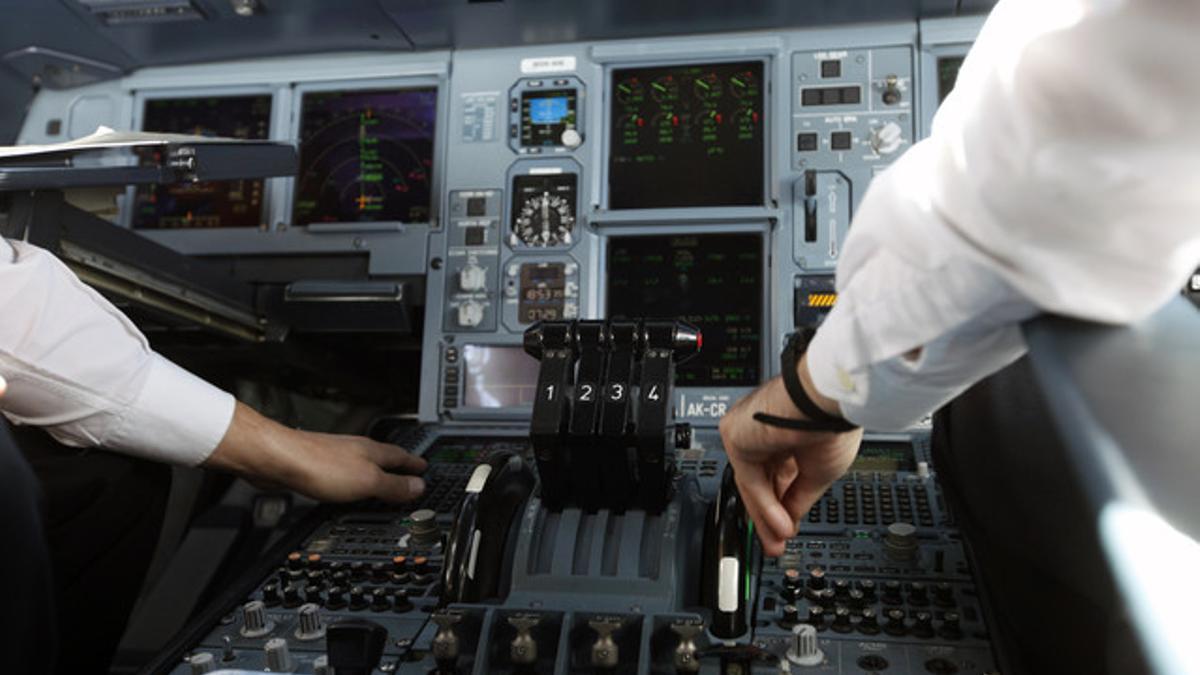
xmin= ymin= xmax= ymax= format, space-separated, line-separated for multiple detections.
xmin=830 ymin=131 xmax=853 ymax=151
xmin=464 ymin=227 xmax=486 ymax=246
xmin=466 ymin=196 xmax=487 ymax=217
xmin=841 ymin=86 xmax=861 ymax=104
xmin=820 ymin=60 xmax=842 ymax=78
xmin=797 ymin=132 xmax=818 ymax=152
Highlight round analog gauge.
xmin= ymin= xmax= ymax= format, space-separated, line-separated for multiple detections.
xmin=649 ymin=75 xmax=680 ymax=104
xmin=693 ymin=72 xmax=723 ymax=102
xmin=515 ymin=191 xmax=575 ymax=246
xmin=615 ymin=77 xmax=645 ymax=104
xmin=729 ymin=70 xmax=760 ymax=99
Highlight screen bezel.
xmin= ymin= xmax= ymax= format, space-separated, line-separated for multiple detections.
xmin=600 ymin=56 xmax=771 ymax=213
xmin=287 ymin=77 xmax=443 ymax=230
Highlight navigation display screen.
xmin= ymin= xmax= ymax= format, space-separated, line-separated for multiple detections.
xmin=293 ymin=87 xmax=437 ymax=225
xmin=607 ymin=233 xmax=762 ymax=387
xmin=520 ymin=89 xmax=577 ymax=147
xmin=134 ymin=95 xmax=272 ymax=229
xmin=609 ymin=60 xmax=765 ymax=209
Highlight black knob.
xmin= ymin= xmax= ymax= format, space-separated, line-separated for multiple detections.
xmin=325 ymin=585 xmax=348 ymax=610
xmin=912 ymin=611 xmax=934 ymax=638
xmin=370 ymin=562 xmax=389 ymax=582
xmin=330 ymin=569 xmax=350 ymax=586
xmin=304 ymin=585 xmax=324 ymax=605
xmin=857 ymin=579 xmax=877 ymax=600
xmin=814 ymin=588 xmax=836 ymax=609
xmin=349 ymin=561 xmax=368 ymax=581
xmin=413 ymin=556 xmax=432 ymax=575
xmin=807 ymin=605 xmax=825 ymax=630
xmin=832 ymin=579 xmax=852 ymax=597
xmin=858 ymin=609 xmax=880 ymax=636
xmin=326 ymin=619 xmax=389 ymax=675
xmin=305 ymin=569 xmax=324 ymax=586
xmin=934 ymin=582 xmax=955 ymax=607
xmin=392 ymin=555 xmax=409 ymax=574
xmin=305 ymin=553 xmax=323 ymax=571
xmin=938 ymin=612 xmax=963 ymax=640
xmin=261 ymin=583 xmax=281 ymax=607
xmin=349 ymin=586 xmax=369 ymax=611
xmin=326 ymin=561 xmax=345 ymax=577
xmin=781 ymin=568 xmax=803 ymax=601
xmin=908 ymin=582 xmax=929 ymax=606
xmin=780 ymin=604 xmax=800 ymax=627
xmin=282 ymin=584 xmax=302 ymax=608
xmin=393 ymin=588 xmax=414 ymax=613
xmin=882 ymin=580 xmax=903 ymax=605
xmin=847 ymin=588 xmax=866 ymax=609
xmin=369 ymin=588 xmax=391 ymax=612
xmin=286 ymin=551 xmax=303 ymax=571
xmin=807 ymin=567 xmax=827 ymax=591
xmin=884 ymin=609 xmax=907 ymax=636
xmin=832 ymin=607 xmax=853 ymax=634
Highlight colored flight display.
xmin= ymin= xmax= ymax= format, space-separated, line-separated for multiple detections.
xmin=608 ymin=61 xmax=765 ymax=209
xmin=134 ymin=95 xmax=272 ymax=229
xmin=607 ymin=233 xmax=762 ymax=387
xmin=293 ymin=87 xmax=437 ymax=225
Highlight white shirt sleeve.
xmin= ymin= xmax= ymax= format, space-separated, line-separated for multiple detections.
xmin=0 ymin=239 xmax=236 ymax=466
xmin=806 ymin=0 xmax=1200 ymax=430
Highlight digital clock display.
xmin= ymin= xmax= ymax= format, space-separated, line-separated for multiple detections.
xmin=519 ymin=262 xmax=567 ymax=323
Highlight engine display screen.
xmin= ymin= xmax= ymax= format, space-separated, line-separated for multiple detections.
xmin=520 ymin=89 xmax=577 ymax=147
xmin=133 ymin=95 xmax=272 ymax=229
xmin=293 ymin=87 xmax=436 ymax=225
xmin=937 ymin=56 xmax=965 ymax=104
xmin=851 ymin=440 xmax=917 ymax=473
xmin=462 ymin=345 xmax=540 ymax=408
xmin=607 ymin=233 xmax=762 ymax=387
xmin=519 ymin=263 xmax=567 ymax=324
xmin=609 ymin=60 xmax=764 ymax=209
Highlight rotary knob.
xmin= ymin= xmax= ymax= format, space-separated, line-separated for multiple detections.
xmin=807 ymin=605 xmax=825 ymax=630
xmin=807 ymin=567 xmax=827 ymax=591
xmin=781 ymin=604 xmax=801 ymax=627
xmin=264 ymin=637 xmax=293 ymax=672
xmin=408 ymin=509 xmax=441 ymax=547
xmin=913 ymin=611 xmax=935 ymax=639
xmin=240 ymin=600 xmax=275 ymax=638
xmin=294 ymin=603 xmax=325 ymax=641
xmin=187 ymin=652 xmax=215 ymax=675
xmin=459 ymin=263 xmax=487 ymax=292
xmin=870 ymin=121 xmax=904 ymax=155
xmin=786 ymin=624 xmax=825 ymax=667
xmin=781 ymin=568 xmax=803 ymax=601
xmin=561 ymin=128 xmax=583 ymax=148
xmin=858 ymin=608 xmax=880 ymax=635
xmin=939 ymin=611 xmax=964 ymax=640
xmin=884 ymin=608 xmax=907 ymax=636
xmin=457 ymin=300 xmax=485 ymax=328
xmin=831 ymin=607 xmax=854 ymax=634
xmin=884 ymin=522 xmax=919 ymax=563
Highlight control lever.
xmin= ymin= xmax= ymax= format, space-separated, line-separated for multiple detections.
xmin=597 ymin=321 xmax=638 ymax=508
xmin=702 ymin=465 xmax=750 ymax=639
xmin=442 ymin=451 xmax=535 ymax=603
xmin=635 ymin=320 xmax=700 ymax=511
xmin=525 ymin=321 xmax=577 ymax=508
xmin=431 ymin=610 xmax=463 ymax=673
xmin=508 ymin=613 xmax=542 ymax=667
xmin=670 ymin=619 xmax=704 ymax=674
xmin=588 ymin=617 xmax=623 ymax=670
xmin=568 ymin=321 xmax=608 ymax=510
xmin=325 ymin=619 xmax=388 ymax=675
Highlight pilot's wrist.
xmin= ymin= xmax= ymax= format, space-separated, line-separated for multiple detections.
xmin=797 ymin=354 xmax=843 ymax=419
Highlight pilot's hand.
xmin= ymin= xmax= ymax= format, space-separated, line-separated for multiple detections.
xmin=205 ymin=401 xmax=428 ymax=503
xmin=0 ymin=373 xmax=6 ymax=398
xmin=719 ymin=355 xmax=862 ymax=557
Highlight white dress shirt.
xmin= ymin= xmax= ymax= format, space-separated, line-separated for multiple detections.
xmin=807 ymin=0 xmax=1200 ymax=430
xmin=0 ymin=239 xmax=235 ymax=466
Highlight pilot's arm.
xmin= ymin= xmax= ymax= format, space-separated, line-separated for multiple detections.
xmin=721 ymin=0 xmax=1200 ymax=556
xmin=0 ymin=237 xmax=427 ymax=502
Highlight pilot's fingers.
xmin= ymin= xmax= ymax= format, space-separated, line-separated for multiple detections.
xmin=372 ymin=471 xmax=427 ymax=503
xmin=778 ymin=470 xmax=830 ymax=530
xmin=773 ymin=456 xmax=798 ymax=499
xmin=732 ymin=465 xmax=795 ymax=557
xmin=0 ymin=374 xmax=6 ymax=397
xmin=362 ymin=439 xmax=428 ymax=474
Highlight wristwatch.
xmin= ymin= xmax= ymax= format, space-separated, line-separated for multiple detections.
xmin=753 ymin=328 xmax=860 ymax=433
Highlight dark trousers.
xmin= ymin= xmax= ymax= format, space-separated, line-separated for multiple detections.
xmin=14 ymin=426 xmax=171 ymax=675
xmin=0 ymin=421 xmax=56 ymax=675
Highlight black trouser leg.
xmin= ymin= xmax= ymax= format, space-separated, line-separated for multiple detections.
xmin=16 ymin=426 xmax=171 ymax=675
xmin=0 ymin=421 xmax=57 ymax=675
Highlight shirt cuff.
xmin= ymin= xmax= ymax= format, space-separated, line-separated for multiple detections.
xmin=108 ymin=354 xmax=236 ymax=466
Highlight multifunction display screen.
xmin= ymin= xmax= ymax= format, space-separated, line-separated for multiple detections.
xmin=462 ymin=345 xmax=540 ymax=408
xmin=608 ymin=61 xmax=765 ymax=209
xmin=520 ymin=89 xmax=577 ymax=147
xmin=607 ymin=233 xmax=762 ymax=387
xmin=134 ymin=95 xmax=272 ymax=229
xmin=519 ymin=263 xmax=567 ymax=323
xmin=293 ymin=87 xmax=436 ymax=225
xmin=851 ymin=441 xmax=917 ymax=473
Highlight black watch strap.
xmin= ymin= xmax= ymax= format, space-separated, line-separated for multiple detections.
xmin=756 ymin=328 xmax=859 ymax=433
